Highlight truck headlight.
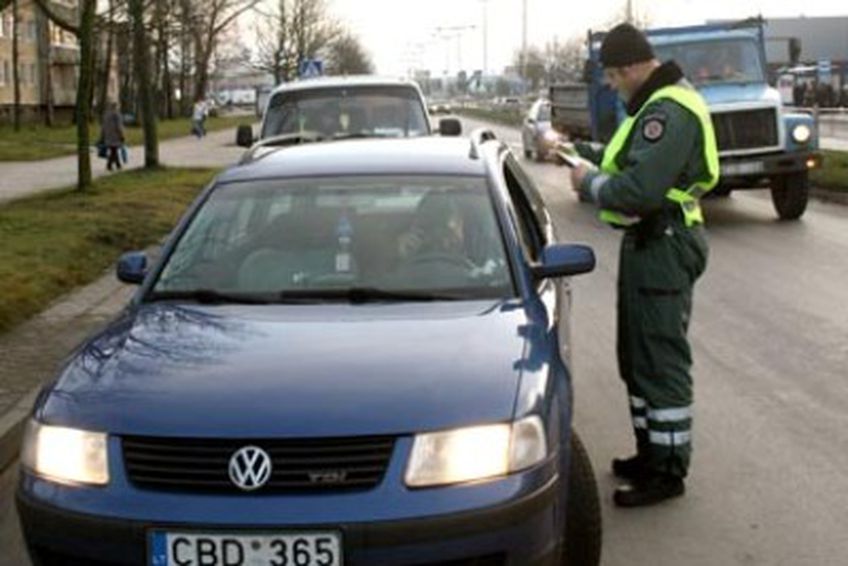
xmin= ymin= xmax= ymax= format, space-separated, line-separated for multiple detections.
xmin=405 ymin=416 xmax=547 ymax=487
xmin=20 ymin=420 xmax=109 ymax=486
xmin=792 ymin=124 xmax=812 ymax=144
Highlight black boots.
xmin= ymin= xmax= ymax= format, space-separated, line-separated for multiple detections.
xmin=612 ymin=454 xmax=685 ymax=507
xmin=611 ymin=454 xmax=649 ymax=481
xmin=614 ymin=473 xmax=685 ymax=507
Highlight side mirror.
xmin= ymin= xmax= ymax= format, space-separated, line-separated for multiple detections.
xmin=439 ymin=117 xmax=462 ymax=136
xmin=236 ymin=124 xmax=254 ymax=147
xmin=532 ymin=244 xmax=595 ymax=279
xmin=117 ymin=251 xmax=148 ymax=285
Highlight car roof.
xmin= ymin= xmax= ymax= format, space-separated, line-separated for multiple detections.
xmin=269 ymin=75 xmax=422 ymax=96
xmin=217 ymin=137 xmax=491 ymax=184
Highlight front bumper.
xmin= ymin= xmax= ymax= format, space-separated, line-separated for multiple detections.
xmin=719 ymin=149 xmax=822 ymax=186
xmin=17 ymin=469 xmax=561 ymax=566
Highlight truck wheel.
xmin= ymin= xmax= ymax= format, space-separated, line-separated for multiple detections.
xmin=771 ymin=172 xmax=809 ymax=220
xmin=561 ymin=431 xmax=602 ymax=566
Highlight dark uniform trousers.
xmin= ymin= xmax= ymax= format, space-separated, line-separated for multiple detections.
xmin=616 ymin=210 xmax=708 ymax=478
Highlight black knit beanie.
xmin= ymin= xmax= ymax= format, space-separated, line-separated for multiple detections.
xmin=600 ymin=23 xmax=655 ymax=68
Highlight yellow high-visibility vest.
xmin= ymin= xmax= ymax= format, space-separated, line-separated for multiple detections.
xmin=598 ymin=84 xmax=719 ymax=228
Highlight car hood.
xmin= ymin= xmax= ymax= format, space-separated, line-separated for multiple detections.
xmin=698 ymin=82 xmax=781 ymax=108
xmin=39 ymin=301 xmax=530 ymax=437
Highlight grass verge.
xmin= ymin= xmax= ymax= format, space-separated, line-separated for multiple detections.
xmin=811 ymin=150 xmax=848 ymax=192
xmin=0 ymin=115 xmax=251 ymax=161
xmin=0 ymin=167 xmax=215 ymax=334
xmin=455 ymin=107 xmax=524 ymax=129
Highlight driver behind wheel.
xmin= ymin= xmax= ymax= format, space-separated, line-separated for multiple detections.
xmin=398 ymin=191 xmax=467 ymax=261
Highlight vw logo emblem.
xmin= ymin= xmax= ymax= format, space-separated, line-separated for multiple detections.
xmin=228 ymin=446 xmax=272 ymax=491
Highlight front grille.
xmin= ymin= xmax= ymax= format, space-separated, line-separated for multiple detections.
xmin=123 ymin=435 xmax=395 ymax=493
xmin=711 ymin=108 xmax=778 ymax=151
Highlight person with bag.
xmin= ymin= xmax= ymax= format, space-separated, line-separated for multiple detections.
xmin=100 ymin=102 xmax=125 ymax=171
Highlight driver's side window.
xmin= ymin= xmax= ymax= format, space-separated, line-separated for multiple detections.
xmin=503 ymin=159 xmax=545 ymax=261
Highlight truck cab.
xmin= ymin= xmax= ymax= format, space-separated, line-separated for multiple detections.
xmin=551 ymin=19 xmax=820 ymax=220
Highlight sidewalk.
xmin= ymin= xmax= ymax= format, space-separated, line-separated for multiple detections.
xmin=0 ymin=125 xmax=250 ymax=205
xmin=0 ymin=268 xmax=136 ymax=471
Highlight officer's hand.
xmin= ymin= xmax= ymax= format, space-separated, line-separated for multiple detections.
xmin=570 ymin=163 xmax=590 ymax=193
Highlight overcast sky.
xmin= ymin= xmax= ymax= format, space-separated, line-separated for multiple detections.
xmin=321 ymin=0 xmax=846 ymax=76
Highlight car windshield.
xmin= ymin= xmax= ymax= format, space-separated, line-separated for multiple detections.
xmin=150 ymin=176 xmax=514 ymax=302
xmin=261 ymin=86 xmax=430 ymax=140
xmin=654 ymin=39 xmax=764 ymax=85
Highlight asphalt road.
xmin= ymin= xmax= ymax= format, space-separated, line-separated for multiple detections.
xmin=2 ymin=117 xmax=847 ymax=565
xmin=463 ymin=116 xmax=848 ymax=565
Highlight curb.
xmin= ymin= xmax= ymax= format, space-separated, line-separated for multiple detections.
xmin=0 ymin=387 xmax=39 ymax=473
xmin=811 ymin=187 xmax=848 ymax=205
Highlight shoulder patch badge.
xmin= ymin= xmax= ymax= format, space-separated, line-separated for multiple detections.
xmin=641 ymin=113 xmax=666 ymax=142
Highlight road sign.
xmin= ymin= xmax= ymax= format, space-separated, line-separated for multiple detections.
xmin=299 ymin=59 xmax=324 ymax=79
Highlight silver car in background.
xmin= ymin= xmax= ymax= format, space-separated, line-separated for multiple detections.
xmin=522 ymin=99 xmax=562 ymax=162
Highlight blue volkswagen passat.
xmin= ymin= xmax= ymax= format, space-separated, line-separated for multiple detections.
xmin=17 ymin=133 xmax=601 ymax=566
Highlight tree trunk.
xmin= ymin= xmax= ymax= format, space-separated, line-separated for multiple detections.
xmin=35 ymin=4 xmax=54 ymax=126
xmin=76 ymin=0 xmax=96 ymax=190
xmin=97 ymin=0 xmax=114 ymax=116
xmin=129 ymin=0 xmax=158 ymax=168
xmin=193 ymin=41 xmax=212 ymax=102
xmin=12 ymin=0 xmax=21 ymax=130
xmin=179 ymin=0 xmax=191 ymax=116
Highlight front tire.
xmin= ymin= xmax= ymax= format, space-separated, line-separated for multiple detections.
xmin=770 ymin=172 xmax=809 ymax=220
xmin=561 ymin=431 xmax=602 ymax=566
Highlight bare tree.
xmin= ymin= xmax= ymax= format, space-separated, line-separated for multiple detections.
xmin=253 ymin=0 xmax=295 ymax=83
xmin=252 ymin=0 xmax=340 ymax=83
xmin=30 ymin=0 xmax=102 ymax=190
xmin=179 ymin=0 xmax=260 ymax=102
xmin=513 ymin=46 xmax=546 ymax=91
xmin=75 ymin=0 xmax=96 ymax=188
xmin=128 ymin=0 xmax=158 ymax=167
xmin=95 ymin=0 xmax=117 ymax=117
xmin=543 ymin=36 xmax=585 ymax=83
xmin=324 ymin=31 xmax=372 ymax=76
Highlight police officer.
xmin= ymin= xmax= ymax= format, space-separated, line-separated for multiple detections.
xmin=570 ymin=23 xmax=719 ymax=507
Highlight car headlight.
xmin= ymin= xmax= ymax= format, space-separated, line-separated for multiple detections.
xmin=792 ymin=124 xmax=811 ymax=144
xmin=20 ymin=420 xmax=109 ymax=486
xmin=405 ymin=416 xmax=547 ymax=487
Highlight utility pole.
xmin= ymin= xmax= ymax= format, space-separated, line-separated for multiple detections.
xmin=521 ymin=0 xmax=528 ymax=77
xmin=435 ymin=24 xmax=476 ymax=74
xmin=626 ymin=0 xmax=633 ymax=23
xmin=480 ymin=0 xmax=489 ymax=74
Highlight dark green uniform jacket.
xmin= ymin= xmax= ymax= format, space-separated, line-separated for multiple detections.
xmin=575 ymin=61 xmax=712 ymax=478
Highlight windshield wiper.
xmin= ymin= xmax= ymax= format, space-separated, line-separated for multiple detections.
xmin=257 ymin=132 xmax=325 ymax=146
xmin=146 ymin=289 xmax=274 ymax=305
xmin=276 ymin=287 xmax=464 ymax=303
xmin=331 ymin=132 xmax=395 ymax=141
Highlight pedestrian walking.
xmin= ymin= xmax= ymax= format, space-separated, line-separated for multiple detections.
xmin=570 ymin=23 xmax=719 ymax=507
xmin=192 ymin=98 xmax=208 ymax=138
xmin=100 ymin=102 xmax=125 ymax=172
